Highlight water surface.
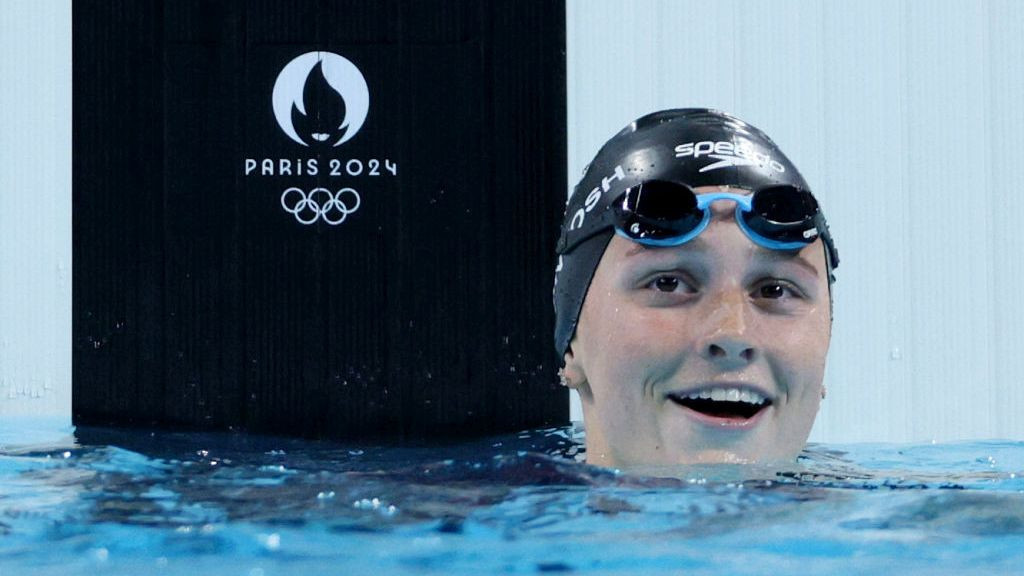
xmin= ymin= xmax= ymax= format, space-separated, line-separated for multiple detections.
xmin=1 ymin=422 xmax=1022 ymax=575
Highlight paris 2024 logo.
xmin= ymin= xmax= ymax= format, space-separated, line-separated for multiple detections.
xmin=244 ymin=51 xmax=397 ymax=226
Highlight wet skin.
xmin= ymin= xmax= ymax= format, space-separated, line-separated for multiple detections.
xmin=562 ymin=187 xmax=832 ymax=467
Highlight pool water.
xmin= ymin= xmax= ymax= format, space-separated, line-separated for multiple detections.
xmin=1 ymin=422 xmax=1023 ymax=575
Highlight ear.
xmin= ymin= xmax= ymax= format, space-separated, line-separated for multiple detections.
xmin=561 ymin=345 xmax=592 ymax=401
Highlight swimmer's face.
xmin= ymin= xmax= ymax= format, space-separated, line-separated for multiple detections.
xmin=563 ymin=187 xmax=832 ymax=468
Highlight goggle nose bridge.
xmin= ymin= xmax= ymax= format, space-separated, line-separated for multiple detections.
xmin=692 ymin=191 xmax=755 ymax=213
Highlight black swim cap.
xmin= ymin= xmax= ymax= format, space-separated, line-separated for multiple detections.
xmin=553 ymin=108 xmax=838 ymax=362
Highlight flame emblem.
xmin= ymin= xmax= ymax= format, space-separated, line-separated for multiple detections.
xmin=272 ymin=52 xmax=369 ymax=147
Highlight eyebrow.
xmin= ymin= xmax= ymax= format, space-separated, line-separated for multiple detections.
xmin=625 ymin=240 xmax=820 ymax=277
xmin=753 ymin=249 xmax=820 ymax=278
xmin=624 ymin=237 xmax=712 ymax=258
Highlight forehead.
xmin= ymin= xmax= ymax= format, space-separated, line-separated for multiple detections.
xmin=614 ymin=198 xmax=826 ymax=276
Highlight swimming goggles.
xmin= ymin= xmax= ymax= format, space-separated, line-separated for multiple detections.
xmin=558 ymin=180 xmax=837 ymax=265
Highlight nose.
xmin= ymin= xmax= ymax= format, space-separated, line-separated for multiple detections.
xmin=698 ymin=293 xmax=758 ymax=368
xmin=705 ymin=338 xmax=756 ymax=364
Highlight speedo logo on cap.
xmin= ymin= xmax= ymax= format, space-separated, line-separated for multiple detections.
xmin=675 ymin=140 xmax=786 ymax=173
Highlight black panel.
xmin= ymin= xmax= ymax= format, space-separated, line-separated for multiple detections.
xmin=73 ymin=0 xmax=567 ymax=439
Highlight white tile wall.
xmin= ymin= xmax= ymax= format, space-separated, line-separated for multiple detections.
xmin=0 ymin=0 xmax=71 ymax=420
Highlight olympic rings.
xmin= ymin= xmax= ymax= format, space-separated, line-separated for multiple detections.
xmin=280 ymin=187 xmax=361 ymax=225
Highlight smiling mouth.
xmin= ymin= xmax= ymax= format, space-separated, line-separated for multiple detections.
xmin=667 ymin=388 xmax=772 ymax=420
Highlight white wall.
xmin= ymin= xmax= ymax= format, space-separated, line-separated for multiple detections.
xmin=567 ymin=0 xmax=1024 ymax=442
xmin=0 ymin=0 xmax=72 ymax=422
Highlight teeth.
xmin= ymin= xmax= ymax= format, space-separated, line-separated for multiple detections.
xmin=683 ymin=387 xmax=767 ymax=405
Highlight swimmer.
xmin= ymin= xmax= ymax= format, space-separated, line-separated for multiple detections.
xmin=554 ymin=109 xmax=839 ymax=467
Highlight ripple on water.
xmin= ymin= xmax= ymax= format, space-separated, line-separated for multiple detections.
xmin=0 ymin=425 xmax=1022 ymax=575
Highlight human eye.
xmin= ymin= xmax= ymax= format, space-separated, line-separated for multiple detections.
xmin=644 ymin=273 xmax=698 ymax=295
xmin=750 ymin=278 xmax=805 ymax=303
xmin=626 ymin=258 xmax=706 ymax=306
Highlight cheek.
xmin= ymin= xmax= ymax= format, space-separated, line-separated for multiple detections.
xmin=766 ymin=312 xmax=831 ymax=385
xmin=581 ymin=291 xmax=684 ymax=366
xmin=604 ymin=315 xmax=698 ymax=393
